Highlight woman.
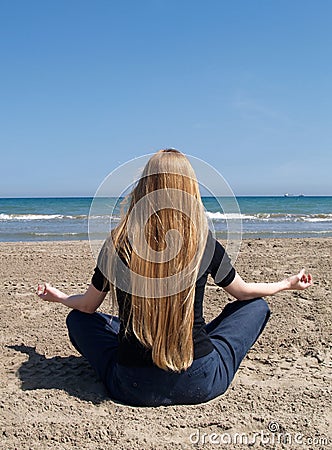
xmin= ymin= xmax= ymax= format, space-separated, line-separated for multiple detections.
xmin=37 ymin=149 xmax=312 ymax=406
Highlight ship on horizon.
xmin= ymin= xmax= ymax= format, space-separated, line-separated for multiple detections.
xmin=283 ymin=193 xmax=305 ymax=197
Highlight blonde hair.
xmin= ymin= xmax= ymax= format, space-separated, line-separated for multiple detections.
xmin=100 ymin=149 xmax=208 ymax=372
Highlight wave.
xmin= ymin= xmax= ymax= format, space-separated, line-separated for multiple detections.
xmin=1 ymin=211 xmax=331 ymax=223
xmin=0 ymin=213 xmax=86 ymax=221
xmin=0 ymin=213 xmax=122 ymax=221
xmin=303 ymin=215 xmax=332 ymax=222
xmin=32 ymin=232 xmax=85 ymax=236
xmin=205 ymin=211 xmax=332 ymax=222
xmin=206 ymin=212 xmax=256 ymax=220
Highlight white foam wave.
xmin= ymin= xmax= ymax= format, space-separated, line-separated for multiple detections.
xmin=1 ymin=210 xmax=331 ymax=223
xmin=33 ymin=232 xmax=83 ymax=236
xmin=304 ymin=215 xmax=332 ymax=222
xmin=205 ymin=211 xmax=332 ymax=222
xmin=0 ymin=213 xmax=84 ymax=221
xmin=206 ymin=212 xmax=255 ymax=220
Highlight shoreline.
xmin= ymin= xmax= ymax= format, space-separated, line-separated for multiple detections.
xmin=0 ymin=235 xmax=331 ymax=244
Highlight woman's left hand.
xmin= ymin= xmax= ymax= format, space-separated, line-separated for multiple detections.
xmin=284 ymin=269 xmax=313 ymax=291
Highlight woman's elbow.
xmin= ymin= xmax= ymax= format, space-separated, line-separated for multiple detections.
xmin=82 ymin=307 xmax=97 ymax=314
xmin=232 ymin=292 xmax=252 ymax=301
xmin=225 ymin=285 xmax=255 ymax=301
xmin=223 ymin=274 xmax=252 ymax=301
xmin=75 ymin=302 xmax=97 ymax=314
xmin=225 ymin=286 xmax=251 ymax=301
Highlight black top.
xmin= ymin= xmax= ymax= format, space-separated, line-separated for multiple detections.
xmin=91 ymin=232 xmax=236 ymax=367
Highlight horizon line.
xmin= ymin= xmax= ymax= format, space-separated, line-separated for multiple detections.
xmin=1 ymin=194 xmax=332 ymax=199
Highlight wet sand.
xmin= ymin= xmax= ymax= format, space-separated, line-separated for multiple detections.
xmin=0 ymin=238 xmax=331 ymax=449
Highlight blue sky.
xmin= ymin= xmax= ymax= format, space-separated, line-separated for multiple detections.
xmin=0 ymin=0 xmax=331 ymax=197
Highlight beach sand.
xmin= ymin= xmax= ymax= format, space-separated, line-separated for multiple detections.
xmin=0 ymin=238 xmax=331 ymax=449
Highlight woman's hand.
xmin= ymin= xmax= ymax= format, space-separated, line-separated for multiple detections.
xmin=36 ymin=283 xmax=68 ymax=303
xmin=224 ymin=269 xmax=313 ymax=301
xmin=36 ymin=283 xmax=106 ymax=312
xmin=283 ymin=269 xmax=313 ymax=291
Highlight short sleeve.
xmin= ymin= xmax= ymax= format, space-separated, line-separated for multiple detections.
xmin=209 ymin=238 xmax=236 ymax=287
xmin=91 ymin=266 xmax=110 ymax=292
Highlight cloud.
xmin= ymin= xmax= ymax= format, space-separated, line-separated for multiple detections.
xmin=232 ymin=93 xmax=293 ymax=127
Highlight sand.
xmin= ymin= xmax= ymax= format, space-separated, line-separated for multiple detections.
xmin=0 ymin=238 xmax=331 ymax=449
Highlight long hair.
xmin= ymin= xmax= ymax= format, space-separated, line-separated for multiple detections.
xmin=99 ymin=149 xmax=209 ymax=372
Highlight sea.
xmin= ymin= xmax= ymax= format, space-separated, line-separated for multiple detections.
xmin=0 ymin=196 xmax=332 ymax=242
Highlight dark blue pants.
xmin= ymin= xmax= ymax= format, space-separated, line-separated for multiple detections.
xmin=66 ymin=298 xmax=270 ymax=406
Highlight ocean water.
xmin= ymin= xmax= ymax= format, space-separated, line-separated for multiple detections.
xmin=0 ymin=196 xmax=332 ymax=242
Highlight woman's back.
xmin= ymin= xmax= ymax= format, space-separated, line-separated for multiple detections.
xmin=92 ymin=231 xmax=236 ymax=367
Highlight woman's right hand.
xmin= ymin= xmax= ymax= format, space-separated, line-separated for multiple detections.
xmin=36 ymin=283 xmax=67 ymax=303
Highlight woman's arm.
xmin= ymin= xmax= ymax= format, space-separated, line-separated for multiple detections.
xmin=224 ymin=269 xmax=313 ymax=301
xmin=36 ymin=282 xmax=107 ymax=313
